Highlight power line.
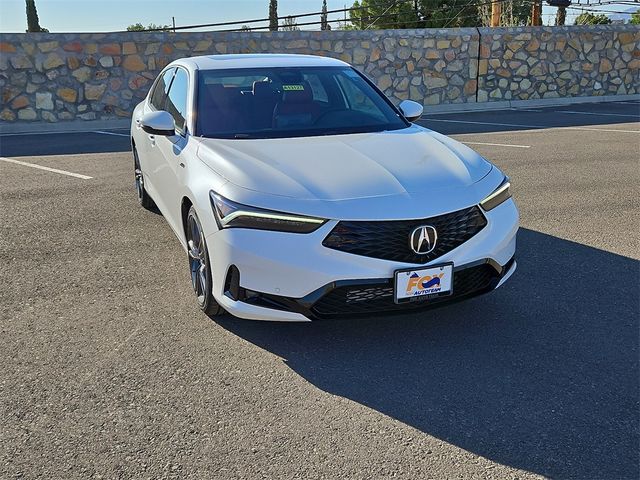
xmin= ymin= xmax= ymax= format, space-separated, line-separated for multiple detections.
xmin=565 ymin=4 xmax=639 ymax=12
xmin=125 ymin=0 xmax=419 ymax=32
xmin=128 ymin=0 xmax=636 ymax=33
xmin=442 ymin=0 xmax=481 ymax=28
xmin=364 ymin=0 xmax=400 ymax=29
xmin=129 ymin=0 xmax=531 ymax=32
xmin=235 ymin=0 xmax=528 ymax=32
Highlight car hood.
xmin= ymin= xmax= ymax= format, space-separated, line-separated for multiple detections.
xmin=196 ymin=125 xmax=499 ymax=220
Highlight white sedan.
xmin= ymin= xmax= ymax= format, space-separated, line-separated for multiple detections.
xmin=130 ymin=54 xmax=518 ymax=321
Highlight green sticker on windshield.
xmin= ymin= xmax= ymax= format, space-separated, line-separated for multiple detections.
xmin=282 ymin=84 xmax=305 ymax=91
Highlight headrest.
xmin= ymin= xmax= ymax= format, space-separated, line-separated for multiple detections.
xmin=281 ymin=81 xmax=313 ymax=104
xmin=204 ymin=83 xmax=225 ymax=97
xmin=253 ymin=80 xmax=273 ymax=98
xmin=203 ymin=83 xmax=240 ymax=107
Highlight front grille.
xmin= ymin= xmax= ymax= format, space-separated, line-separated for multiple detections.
xmin=311 ymin=263 xmax=498 ymax=318
xmin=322 ymin=206 xmax=487 ymax=264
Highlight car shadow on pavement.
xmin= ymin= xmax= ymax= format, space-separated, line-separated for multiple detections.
xmin=0 ymin=131 xmax=132 ymax=157
xmin=216 ymin=228 xmax=640 ymax=479
xmin=417 ymin=102 xmax=640 ymax=135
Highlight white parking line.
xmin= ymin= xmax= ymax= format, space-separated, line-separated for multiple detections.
xmin=462 ymin=141 xmax=530 ymax=148
xmin=0 ymin=156 xmax=93 ymax=180
xmin=557 ymin=110 xmax=640 ymax=118
xmin=425 ymin=119 xmax=640 ymax=134
xmin=93 ymin=130 xmax=130 ymax=137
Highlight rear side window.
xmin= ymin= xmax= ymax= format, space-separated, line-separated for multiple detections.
xmin=165 ymin=68 xmax=189 ymax=133
xmin=150 ymin=68 xmax=175 ymax=110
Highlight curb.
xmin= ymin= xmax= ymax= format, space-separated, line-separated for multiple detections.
xmin=0 ymin=118 xmax=131 ymax=135
xmin=421 ymin=94 xmax=640 ymax=115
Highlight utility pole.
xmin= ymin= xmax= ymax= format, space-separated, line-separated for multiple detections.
xmin=531 ymin=0 xmax=542 ymax=26
xmin=491 ymin=1 xmax=501 ymax=26
xmin=172 ymin=16 xmax=176 ymax=32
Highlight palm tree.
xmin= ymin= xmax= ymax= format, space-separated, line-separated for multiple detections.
xmin=556 ymin=7 xmax=566 ymax=25
xmin=281 ymin=15 xmax=299 ymax=31
xmin=269 ymin=0 xmax=279 ymax=31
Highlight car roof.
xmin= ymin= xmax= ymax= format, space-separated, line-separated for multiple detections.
xmin=175 ymin=53 xmax=349 ymax=71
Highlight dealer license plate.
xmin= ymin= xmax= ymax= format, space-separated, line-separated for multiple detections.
xmin=394 ymin=263 xmax=454 ymax=304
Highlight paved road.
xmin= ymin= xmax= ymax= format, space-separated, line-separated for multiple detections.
xmin=1 ymin=101 xmax=638 ymax=479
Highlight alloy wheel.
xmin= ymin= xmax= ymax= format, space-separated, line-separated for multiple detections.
xmin=187 ymin=214 xmax=208 ymax=305
xmin=133 ymin=150 xmax=144 ymax=201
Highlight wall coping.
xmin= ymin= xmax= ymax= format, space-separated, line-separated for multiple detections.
xmin=3 ymin=24 xmax=636 ymax=42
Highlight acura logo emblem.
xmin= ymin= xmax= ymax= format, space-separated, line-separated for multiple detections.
xmin=410 ymin=225 xmax=438 ymax=254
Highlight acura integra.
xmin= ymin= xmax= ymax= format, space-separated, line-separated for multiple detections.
xmin=130 ymin=54 xmax=518 ymax=321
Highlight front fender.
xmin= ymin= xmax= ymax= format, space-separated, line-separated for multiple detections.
xmin=177 ymin=141 xmax=229 ymax=249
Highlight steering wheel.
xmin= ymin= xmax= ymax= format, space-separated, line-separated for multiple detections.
xmin=313 ymin=109 xmax=345 ymax=126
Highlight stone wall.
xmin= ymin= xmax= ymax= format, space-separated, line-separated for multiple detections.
xmin=0 ymin=25 xmax=637 ymax=124
xmin=477 ymin=25 xmax=639 ymax=101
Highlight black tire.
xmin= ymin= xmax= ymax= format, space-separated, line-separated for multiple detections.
xmin=185 ymin=206 xmax=225 ymax=317
xmin=133 ymin=146 xmax=156 ymax=210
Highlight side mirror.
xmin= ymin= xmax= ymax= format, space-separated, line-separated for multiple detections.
xmin=140 ymin=110 xmax=175 ymax=136
xmin=398 ymin=100 xmax=423 ymax=122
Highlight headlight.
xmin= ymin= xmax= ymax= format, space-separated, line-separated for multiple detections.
xmin=210 ymin=192 xmax=326 ymax=233
xmin=480 ymin=177 xmax=512 ymax=211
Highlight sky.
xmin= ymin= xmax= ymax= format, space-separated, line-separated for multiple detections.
xmin=0 ymin=0 xmax=633 ymax=33
xmin=0 ymin=0 xmax=348 ymax=33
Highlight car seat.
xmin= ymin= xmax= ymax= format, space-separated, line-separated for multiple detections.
xmin=272 ymin=81 xmax=320 ymax=129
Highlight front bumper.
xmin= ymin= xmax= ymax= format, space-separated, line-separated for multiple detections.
xmin=208 ymin=198 xmax=518 ymax=321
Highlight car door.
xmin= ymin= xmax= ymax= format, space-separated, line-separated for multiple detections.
xmin=153 ymin=67 xmax=191 ymax=237
xmin=135 ymin=67 xmax=175 ymax=202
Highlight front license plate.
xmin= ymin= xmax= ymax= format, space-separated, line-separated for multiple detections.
xmin=394 ymin=263 xmax=454 ymax=304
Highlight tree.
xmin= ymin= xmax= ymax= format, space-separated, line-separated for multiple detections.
xmin=422 ymin=0 xmax=479 ymax=28
xmin=281 ymin=15 xmax=299 ymax=31
xmin=630 ymin=9 xmax=640 ymax=24
xmin=126 ymin=23 xmax=171 ymax=31
xmin=476 ymin=0 xmax=531 ymax=27
xmin=350 ymin=0 xmax=420 ymax=29
xmin=269 ymin=0 xmax=279 ymax=31
xmin=574 ymin=12 xmax=611 ymax=25
xmin=321 ymin=0 xmax=331 ymax=30
xmin=349 ymin=0 xmax=531 ymax=30
xmin=240 ymin=24 xmax=252 ymax=31
xmin=25 ymin=0 xmax=47 ymax=32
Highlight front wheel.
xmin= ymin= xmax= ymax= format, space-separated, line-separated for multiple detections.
xmin=186 ymin=207 xmax=225 ymax=317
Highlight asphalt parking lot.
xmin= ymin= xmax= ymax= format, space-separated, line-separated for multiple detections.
xmin=1 ymin=101 xmax=638 ymax=479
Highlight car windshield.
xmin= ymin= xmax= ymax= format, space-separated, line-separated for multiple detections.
xmin=195 ymin=66 xmax=408 ymax=139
